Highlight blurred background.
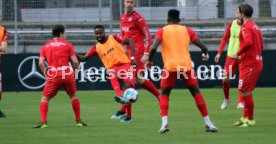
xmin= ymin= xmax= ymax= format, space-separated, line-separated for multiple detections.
xmin=1 ymin=0 xmax=276 ymax=54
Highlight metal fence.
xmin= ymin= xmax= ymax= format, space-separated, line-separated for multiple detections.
xmin=1 ymin=0 xmax=276 ymax=54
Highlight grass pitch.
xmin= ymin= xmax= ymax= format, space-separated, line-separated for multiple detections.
xmin=0 ymin=88 xmax=275 ymax=144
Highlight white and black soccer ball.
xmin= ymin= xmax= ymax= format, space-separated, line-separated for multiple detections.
xmin=123 ymin=88 xmax=138 ymax=103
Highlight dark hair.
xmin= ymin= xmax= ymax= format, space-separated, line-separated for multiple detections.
xmin=94 ymin=25 xmax=105 ymax=30
xmin=168 ymin=9 xmax=180 ymax=23
xmin=52 ymin=24 xmax=65 ymax=37
xmin=238 ymin=3 xmax=253 ymax=18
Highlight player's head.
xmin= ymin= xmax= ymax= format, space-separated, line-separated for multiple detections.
xmin=167 ymin=9 xmax=180 ymax=24
xmin=124 ymin=0 xmax=135 ymax=14
xmin=238 ymin=3 xmax=253 ymax=23
xmin=236 ymin=8 xmax=242 ymax=23
xmin=94 ymin=25 xmax=106 ymax=43
xmin=52 ymin=24 xmax=66 ymax=39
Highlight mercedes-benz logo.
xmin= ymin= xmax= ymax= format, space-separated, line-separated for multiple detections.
xmin=17 ymin=56 xmax=46 ymax=90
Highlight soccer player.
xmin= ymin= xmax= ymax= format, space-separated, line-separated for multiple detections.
xmin=232 ymin=4 xmax=263 ymax=127
xmin=0 ymin=25 xmax=8 ymax=118
xmin=145 ymin=9 xmax=218 ymax=133
xmin=77 ymin=25 xmax=136 ymax=122
xmin=214 ymin=9 xmax=244 ymax=110
xmin=111 ymin=0 xmax=161 ymax=121
xmin=33 ymin=24 xmax=87 ymax=128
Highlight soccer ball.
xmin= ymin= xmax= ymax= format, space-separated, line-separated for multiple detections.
xmin=123 ymin=88 xmax=138 ymax=103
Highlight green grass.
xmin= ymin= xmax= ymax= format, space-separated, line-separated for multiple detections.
xmin=0 ymin=88 xmax=275 ymax=144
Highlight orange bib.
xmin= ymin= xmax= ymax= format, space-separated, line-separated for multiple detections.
xmin=161 ymin=25 xmax=192 ymax=72
xmin=96 ymin=35 xmax=130 ymax=69
xmin=0 ymin=26 xmax=4 ymax=42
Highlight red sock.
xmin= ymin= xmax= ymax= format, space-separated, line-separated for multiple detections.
xmin=242 ymin=99 xmax=248 ymax=118
xmin=120 ymin=105 xmax=127 ymax=112
xmin=143 ymin=80 xmax=160 ymax=100
xmin=40 ymin=101 xmax=48 ymax=123
xmin=159 ymin=96 xmax=169 ymax=116
xmin=222 ymin=81 xmax=230 ymax=99
xmin=126 ymin=104 xmax=132 ymax=118
xmin=243 ymin=95 xmax=254 ymax=120
xmin=193 ymin=93 xmax=208 ymax=117
xmin=72 ymin=98 xmax=81 ymax=121
xmin=238 ymin=92 xmax=243 ymax=103
xmin=110 ymin=78 xmax=123 ymax=96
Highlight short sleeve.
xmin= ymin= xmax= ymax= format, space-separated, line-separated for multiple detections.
xmin=86 ymin=45 xmax=97 ymax=57
xmin=69 ymin=43 xmax=76 ymax=56
xmin=113 ymin=34 xmax=125 ymax=44
xmin=155 ymin=28 xmax=163 ymax=41
xmin=186 ymin=28 xmax=198 ymax=42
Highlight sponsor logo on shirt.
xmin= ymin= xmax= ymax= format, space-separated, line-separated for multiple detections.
xmin=103 ymin=47 xmax=114 ymax=56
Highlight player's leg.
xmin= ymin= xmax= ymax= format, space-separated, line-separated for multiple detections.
xmin=237 ymin=61 xmax=244 ymax=109
xmin=119 ymin=67 xmax=135 ymax=123
xmin=237 ymin=63 xmax=262 ymax=127
xmin=183 ymin=69 xmax=218 ymax=132
xmin=158 ymin=71 xmax=176 ymax=134
xmin=33 ymin=78 xmax=60 ymax=128
xmin=220 ymin=56 xmax=233 ymax=109
xmin=221 ymin=76 xmax=231 ymax=109
xmin=135 ymin=64 xmax=160 ymax=100
xmin=237 ymin=91 xmax=244 ymax=109
xmin=33 ymin=96 xmax=51 ymax=128
xmin=64 ymin=75 xmax=87 ymax=127
xmin=109 ymin=71 xmax=127 ymax=120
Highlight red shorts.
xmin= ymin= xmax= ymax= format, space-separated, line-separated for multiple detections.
xmin=42 ymin=75 xmax=77 ymax=98
xmin=238 ymin=62 xmax=263 ymax=92
xmin=161 ymin=69 xmax=198 ymax=89
xmin=224 ymin=56 xmax=241 ymax=76
xmin=108 ymin=63 xmax=135 ymax=87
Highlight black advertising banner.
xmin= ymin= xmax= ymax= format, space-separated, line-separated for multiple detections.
xmin=2 ymin=51 xmax=275 ymax=92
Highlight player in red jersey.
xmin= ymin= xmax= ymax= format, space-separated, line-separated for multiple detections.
xmin=214 ymin=11 xmax=244 ymax=110
xmin=112 ymin=0 xmax=161 ymax=121
xmin=33 ymin=25 xmax=87 ymax=128
xmin=0 ymin=25 xmax=8 ymax=118
xmin=77 ymin=25 xmax=136 ymax=122
xmin=146 ymin=9 xmax=218 ymax=133
xmin=232 ymin=4 xmax=263 ymax=127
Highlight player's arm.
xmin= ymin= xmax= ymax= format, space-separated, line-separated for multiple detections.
xmin=123 ymin=38 xmax=135 ymax=57
xmin=77 ymin=54 xmax=92 ymax=62
xmin=146 ymin=28 xmax=162 ymax=69
xmin=77 ymin=45 xmax=97 ymax=62
xmin=136 ymin=17 xmax=152 ymax=63
xmin=124 ymin=38 xmax=136 ymax=66
xmin=235 ymin=28 xmax=252 ymax=58
xmin=114 ymin=34 xmax=136 ymax=66
xmin=148 ymin=39 xmax=161 ymax=62
xmin=215 ymin=22 xmax=232 ymax=63
xmin=70 ymin=55 xmax=79 ymax=73
xmin=39 ymin=56 xmax=47 ymax=75
xmin=0 ymin=29 xmax=8 ymax=53
xmin=187 ymin=28 xmax=209 ymax=61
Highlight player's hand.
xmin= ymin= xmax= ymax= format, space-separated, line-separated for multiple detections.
xmin=144 ymin=61 xmax=153 ymax=70
xmin=233 ymin=53 xmax=239 ymax=59
xmin=131 ymin=59 xmax=136 ymax=68
xmin=202 ymin=53 xmax=209 ymax=61
xmin=214 ymin=54 xmax=221 ymax=63
xmin=141 ymin=53 xmax=149 ymax=63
